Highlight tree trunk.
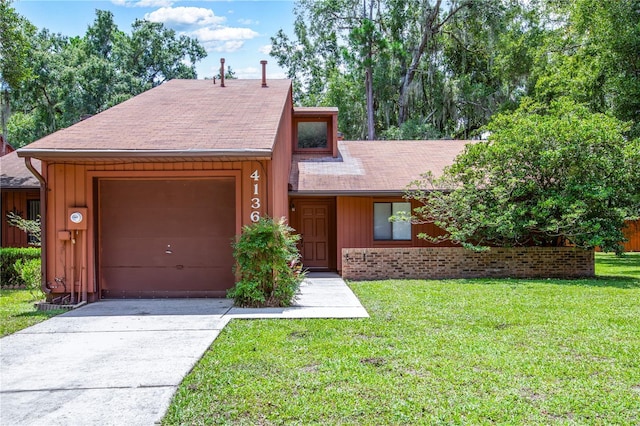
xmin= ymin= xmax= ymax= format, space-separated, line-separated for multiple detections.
xmin=1 ymin=88 xmax=9 ymax=142
xmin=397 ymin=0 xmax=470 ymax=126
xmin=364 ymin=0 xmax=376 ymax=140
xmin=365 ymin=65 xmax=375 ymax=140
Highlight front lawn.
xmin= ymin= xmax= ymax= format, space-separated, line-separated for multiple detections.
xmin=0 ymin=290 xmax=66 ymax=337
xmin=164 ymin=253 xmax=640 ymax=425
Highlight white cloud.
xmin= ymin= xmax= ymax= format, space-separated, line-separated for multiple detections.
xmin=144 ymin=7 xmax=225 ymax=26
xmin=238 ymin=18 xmax=259 ymax=26
xmin=112 ymin=0 xmax=174 ymax=7
xmin=259 ymin=44 xmax=272 ymax=55
xmin=139 ymin=6 xmax=260 ymax=56
xmin=235 ymin=66 xmax=259 ymax=79
xmin=212 ymin=41 xmax=245 ymax=53
xmin=192 ymin=27 xmax=259 ymax=42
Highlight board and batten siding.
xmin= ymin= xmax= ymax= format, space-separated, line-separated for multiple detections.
xmin=335 ymin=196 xmax=457 ymax=272
xmin=41 ymin=159 xmax=275 ymax=299
xmin=1 ymin=189 xmax=40 ymax=247
xmin=269 ymin=86 xmax=294 ymax=220
xmin=622 ymin=220 xmax=640 ymax=252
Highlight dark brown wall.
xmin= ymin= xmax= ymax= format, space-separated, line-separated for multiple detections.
xmin=1 ymin=190 xmax=40 ymax=247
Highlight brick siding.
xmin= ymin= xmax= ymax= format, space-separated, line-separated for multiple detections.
xmin=341 ymin=247 xmax=594 ymax=280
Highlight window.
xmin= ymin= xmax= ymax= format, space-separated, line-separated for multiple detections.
xmin=297 ymin=121 xmax=328 ymax=149
xmin=26 ymin=199 xmax=40 ymax=245
xmin=374 ymin=202 xmax=411 ymax=241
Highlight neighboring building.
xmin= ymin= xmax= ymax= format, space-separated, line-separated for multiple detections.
xmin=14 ymin=76 xmax=637 ymax=301
xmin=621 ymin=220 xmax=640 ymax=252
xmin=1 ymin=149 xmax=41 ymax=247
xmin=1 ymin=135 xmax=15 ymax=156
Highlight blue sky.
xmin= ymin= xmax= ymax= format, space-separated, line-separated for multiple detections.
xmin=12 ymin=0 xmax=296 ymax=79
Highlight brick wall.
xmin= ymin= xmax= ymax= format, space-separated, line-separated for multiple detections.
xmin=341 ymin=247 xmax=594 ymax=280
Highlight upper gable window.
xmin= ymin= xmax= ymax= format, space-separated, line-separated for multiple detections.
xmin=297 ymin=121 xmax=328 ymax=149
xmin=293 ymin=107 xmax=337 ymax=155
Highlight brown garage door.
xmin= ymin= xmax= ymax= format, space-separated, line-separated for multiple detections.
xmin=99 ymin=178 xmax=236 ymax=298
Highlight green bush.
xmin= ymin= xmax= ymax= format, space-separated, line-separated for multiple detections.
xmin=228 ymin=217 xmax=305 ymax=307
xmin=0 ymin=247 xmax=41 ymax=287
xmin=14 ymin=258 xmax=43 ymax=298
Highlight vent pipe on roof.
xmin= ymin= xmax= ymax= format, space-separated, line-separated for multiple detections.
xmin=220 ymin=58 xmax=225 ymax=87
xmin=261 ymin=60 xmax=268 ymax=88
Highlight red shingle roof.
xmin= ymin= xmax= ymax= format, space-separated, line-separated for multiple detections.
xmin=19 ymin=79 xmax=292 ymax=158
xmin=1 ymin=150 xmax=41 ymax=189
xmin=290 ymin=140 xmax=474 ymax=194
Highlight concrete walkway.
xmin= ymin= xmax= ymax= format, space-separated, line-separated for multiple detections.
xmin=0 ymin=274 xmax=367 ymax=426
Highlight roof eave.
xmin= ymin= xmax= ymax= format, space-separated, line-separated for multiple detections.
xmin=290 ymin=190 xmax=406 ymax=197
xmin=0 ymin=184 xmax=40 ymax=190
xmin=17 ymin=148 xmax=273 ymax=160
xmin=289 ymin=188 xmax=451 ymax=196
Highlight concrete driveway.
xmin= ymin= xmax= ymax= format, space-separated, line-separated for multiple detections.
xmin=1 ymin=299 xmax=233 ymax=426
xmin=0 ymin=274 xmax=368 ymax=425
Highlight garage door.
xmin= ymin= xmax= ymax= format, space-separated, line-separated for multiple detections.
xmin=99 ymin=178 xmax=236 ymax=298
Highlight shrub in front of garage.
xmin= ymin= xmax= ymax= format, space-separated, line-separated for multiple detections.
xmin=229 ymin=217 xmax=305 ymax=307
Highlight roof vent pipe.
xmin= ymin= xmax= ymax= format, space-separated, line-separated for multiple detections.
xmin=261 ymin=60 xmax=268 ymax=87
xmin=220 ymin=58 xmax=225 ymax=87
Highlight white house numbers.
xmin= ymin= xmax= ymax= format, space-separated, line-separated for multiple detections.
xmin=250 ymin=169 xmax=261 ymax=222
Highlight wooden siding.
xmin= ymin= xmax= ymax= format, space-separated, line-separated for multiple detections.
xmin=270 ymin=86 xmax=293 ymax=220
xmin=42 ymin=159 xmax=275 ymax=299
xmin=622 ymin=220 xmax=640 ymax=252
xmin=335 ymin=196 xmax=457 ymax=271
xmin=1 ymin=190 xmax=40 ymax=247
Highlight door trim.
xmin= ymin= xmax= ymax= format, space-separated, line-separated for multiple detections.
xmin=289 ymin=197 xmax=336 ymax=271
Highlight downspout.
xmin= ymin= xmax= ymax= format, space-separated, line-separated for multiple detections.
xmin=24 ymin=157 xmax=49 ymax=296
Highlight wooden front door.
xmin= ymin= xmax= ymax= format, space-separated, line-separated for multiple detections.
xmin=292 ymin=198 xmax=336 ymax=270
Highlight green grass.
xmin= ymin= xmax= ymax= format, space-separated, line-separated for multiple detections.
xmin=595 ymin=252 xmax=640 ymax=278
xmin=164 ymin=253 xmax=640 ymax=425
xmin=0 ymin=290 xmax=66 ymax=337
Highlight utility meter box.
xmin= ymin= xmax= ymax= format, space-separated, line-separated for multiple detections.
xmin=67 ymin=207 xmax=88 ymax=230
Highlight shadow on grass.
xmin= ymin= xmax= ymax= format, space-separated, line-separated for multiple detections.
xmin=596 ymin=256 xmax=640 ymax=276
xmin=16 ymin=309 xmax=67 ymax=318
xmin=452 ymin=276 xmax=640 ymax=290
xmin=582 ymin=276 xmax=640 ymax=289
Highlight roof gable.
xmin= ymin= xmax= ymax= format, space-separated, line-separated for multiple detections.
xmin=1 ymin=151 xmax=41 ymax=189
xmin=19 ymin=79 xmax=292 ymax=158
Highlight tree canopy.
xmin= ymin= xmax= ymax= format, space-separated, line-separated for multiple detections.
xmin=405 ymin=98 xmax=640 ymax=254
xmin=1 ymin=6 xmax=206 ymax=148
xmin=271 ymin=0 xmax=639 ymax=141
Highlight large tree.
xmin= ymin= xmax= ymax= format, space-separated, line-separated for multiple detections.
xmin=529 ymin=0 xmax=640 ymax=138
xmin=0 ymin=0 xmax=35 ymax=139
xmin=4 ymin=8 xmax=207 ymax=148
xmin=405 ymin=98 xmax=640 ymax=253
xmin=271 ymin=0 xmax=530 ymax=140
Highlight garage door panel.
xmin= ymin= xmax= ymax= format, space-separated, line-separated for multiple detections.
xmin=101 ymin=267 xmax=229 ymax=298
xmin=102 ymin=237 xmax=234 ymax=267
xmin=100 ymin=179 xmax=236 ymax=298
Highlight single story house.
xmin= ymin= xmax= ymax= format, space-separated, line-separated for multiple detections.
xmin=1 ymin=148 xmax=41 ymax=247
xmin=14 ymin=72 xmax=635 ymax=302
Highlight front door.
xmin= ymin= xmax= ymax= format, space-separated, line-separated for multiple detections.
xmin=291 ymin=198 xmax=336 ymax=270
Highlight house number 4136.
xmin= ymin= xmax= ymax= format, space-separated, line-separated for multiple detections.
xmin=250 ymin=169 xmax=261 ymax=222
